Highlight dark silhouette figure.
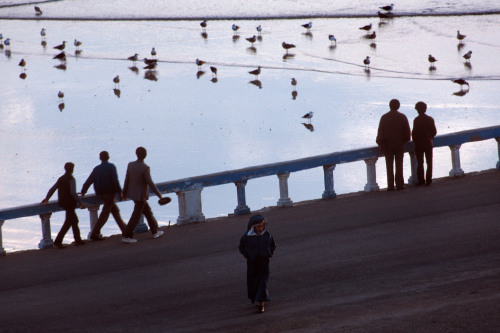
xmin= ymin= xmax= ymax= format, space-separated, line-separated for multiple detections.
xmin=41 ymin=162 xmax=86 ymax=248
xmin=411 ymin=102 xmax=437 ymax=186
xmin=80 ymin=151 xmax=127 ymax=240
xmin=376 ymin=99 xmax=411 ymax=191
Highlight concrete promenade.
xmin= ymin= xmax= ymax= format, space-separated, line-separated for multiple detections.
xmin=0 ymin=169 xmax=499 ymax=332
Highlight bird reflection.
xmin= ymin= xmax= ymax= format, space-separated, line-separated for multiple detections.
xmin=232 ymin=35 xmax=240 ymax=42
xmin=19 ymin=72 xmax=27 ymax=80
xmin=292 ymin=90 xmax=298 ymax=100
xmin=129 ymin=66 xmax=139 ymax=74
xmin=464 ymin=62 xmax=472 ymax=70
xmin=75 ymin=50 xmax=82 ymax=57
xmin=246 ymin=46 xmax=257 ymax=54
xmin=144 ymin=63 xmax=157 ymax=70
xmin=302 ymin=122 xmax=314 ymax=132
xmin=249 ymin=80 xmax=262 ymax=89
xmin=201 ymin=32 xmax=208 ymax=39
xmin=302 ymin=31 xmax=313 ymax=39
xmin=282 ymin=53 xmax=295 ymax=61
xmin=365 ymin=31 xmax=376 ymax=40
xmin=370 ymin=42 xmax=377 ymax=49
xmin=257 ymin=35 xmax=263 ymax=42
xmin=211 ymin=77 xmax=218 ymax=83
xmin=453 ymin=90 xmax=468 ymax=97
xmin=41 ymin=40 xmax=47 ymax=48
xmin=113 ymin=88 xmax=121 ymax=98
xmin=196 ymin=70 xmax=205 ymax=79
xmin=58 ymin=103 xmax=65 ymax=112
xmin=53 ymin=51 xmax=66 ymax=62
xmin=144 ymin=70 xmax=158 ymax=81
xmin=329 ymin=44 xmax=337 ymax=51
xmin=452 ymin=78 xmax=469 ymax=90
xmin=457 ymin=42 xmax=465 ymax=51
xmin=54 ymin=64 xmax=67 ymax=71
xmin=5 ymin=49 xmax=11 ymax=58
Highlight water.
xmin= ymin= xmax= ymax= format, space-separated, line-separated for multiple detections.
xmin=1 ymin=1 xmax=499 ymax=252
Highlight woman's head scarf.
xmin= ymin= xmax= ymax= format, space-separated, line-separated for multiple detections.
xmin=247 ymin=214 xmax=266 ymax=231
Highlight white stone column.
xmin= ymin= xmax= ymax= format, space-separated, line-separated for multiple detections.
xmin=408 ymin=151 xmax=418 ymax=185
xmin=364 ymin=158 xmax=380 ymax=192
xmin=0 ymin=220 xmax=6 ymax=256
xmin=234 ymin=181 xmax=251 ymax=215
xmin=449 ymin=144 xmax=465 ymax=177
xmin=87 ymin=204 xmax=100 ymax=239
xmin=176 ymin=188 xmax=205 ymax=224
xmin=496 ymin=138 xmax=500 ymax=170
xmin=38 ymin=212 xmax=54 ymax=249
xmin=322 ymin=164 xmax=337 ymax=199
xmin=277 ymin=173 xmax=293 ymax=207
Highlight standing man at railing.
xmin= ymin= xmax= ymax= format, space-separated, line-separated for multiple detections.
xmin=121 ymin=147 xmax=164 ymax=243
xmin=376 ymin=99 xmax=411 ymax=191
xmin=80 ymin=151 xmax=127 ymax=241
xmin=40 ymin=162 xmax=86 ymax=248
xmin=411 ymin=102 xmax=437 ymax=186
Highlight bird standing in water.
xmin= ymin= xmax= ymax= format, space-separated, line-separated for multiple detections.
xmin=363 ymin=56 xmax=371 ymax=69
xmin=113 ymin=75 xmax=120 ymax=88
xmin=291 ymin=78 xmax=297 ymax=91
xmin=19 ymin=59 xmax=26 ymax=72
xmin=210 ymin=66 xmax=217 ymax=78
xmin=359 ymin=23 xmax=372 ymax=31
xmin=457 ymin=30 xmax=466 ymax=41
xmin=463 ymin=50 xmax=472 ymax=62
xmin=34 ymin=6 xmax=42 ymax=15
xmin=232 ymin=24 xmax=240 ymax=35
xmin=151 ymin=47 xmax=156 ymax=58
xmin=246 ymin=35 xmax=257 ymax=45
xmin=40 ymin=28 xmax=46 ymax=40
xmin=379 ymin=3 xmax=394 ymax=12
xmin=249 ymin=66 xmax=261 ymax=79
xmin=74 ymin=39 xmax=82 ymax=51
xmin=328 ymin=34 xmax=337 ymax=45
xmin=302 ymin=22 xmax=312 ymax=30
xmin=127 ymin=53 xmax=138 ymax=66
xmin=453 ymin=79 xmax=469 ymax=90
xmin=282 ymin=42 xmax=295 ymax=54
xmin=428 ymin=54 xmax=437 ymax=66
xmin=200 ymin=20 xmax=207 ymax=30
xmin=58 ymin=91 xmax=64 ymax=102
xmin=196 ymin=58 xmax=206 ymax=70
xmin=256 ymin=25 xmax=262 ymax=35
xmin=302 ymin=111 xmax=313 ymax=123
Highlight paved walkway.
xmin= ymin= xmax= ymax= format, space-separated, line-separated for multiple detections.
xmin=1 ymin=170 xmax=499 ymax=332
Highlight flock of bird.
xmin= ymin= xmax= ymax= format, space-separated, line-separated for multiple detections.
xmin=2 ymin=4 xmax=474 ymax=125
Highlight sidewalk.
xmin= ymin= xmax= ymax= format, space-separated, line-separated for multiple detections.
xmin=0 ymin=169 xmax=499 ymax=332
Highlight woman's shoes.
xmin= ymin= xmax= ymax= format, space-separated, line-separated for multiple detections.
xmin=257 ymin=303 xmax=265 ymax=313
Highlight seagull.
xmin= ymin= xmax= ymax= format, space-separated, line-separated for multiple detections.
xmin=366 ymin=31 xmax=376 ymax=39
xmin=452 ymin=78 xmax=469 ymax=89
xmin=18 ymin=59 xmax=26 ymax=72
xmin=379 ymin=3 xmax=394 ymax=11
xmin=291 ymin=78 xmax=297 ymax=90
xmin=74 ymin=39 xmax=82 ymax=51
xmin=53 ymin=41 xmax=66 ymax=50
xmin=302 ymin=22 xmax=312 ymax=30
xmin=232 ymin=24 xmax=240 ymax=35
xmin=40 ymin=28 xmax=46 ymax=40
xmin=359 ymin=23 xmax=372 ymax=31
xmin=328 ymin=34 xmax=337 ymax=45
xmin=428 ymin=54 xmax=437 ymax=65
xmin=53 ymin=51 xmax=66 ymax=62
xmin=4 ymin=38 xmax=10 ymax=50
xmin=200 ymin=20 xmax=207 ymax=30
xmin=302 ymin=111 xmax=313 ymax=123
xmin=127 ymin=53 xmax=138 ymax=65
xmin=196 ymin=58 xmax=206 ymax=70
xmin=363 ymin=56 xmax=371 ymax=68
xmin=249 ymin=66 xmax=261 ymax=79
xmin=282 ymin=42 xmax=296 ymax=54
xmin=256 ymin=25 xmax=262 ymax=35
xmin=210 ymin=66 xmax=217 ymax=77
xmin=457 ymin=30 xmax=466 ymax=41
xmin=58 ymin=90 xmax=64 ymax=102
xmin=34 ymin=6 xmax=42 ymax=15
xmin=151 ymin=47 xmax=156 ymax=58
xmin=463 ymin=50 xmax=472 ymax=62
xmin=113 ymin=75 xmax=120 ymax=88
xmin=246 ymin=35 xmax=257 ymax=45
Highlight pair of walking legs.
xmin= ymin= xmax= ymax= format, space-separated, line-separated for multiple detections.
xmin=123 ymin=200 xmax=159 ymax=238
xmin=384 ymin=150 xmax=405 ymax=190
xmin=89 ymin=194 xmax=126 ymax=240
xmin=54 ymin=209 xmax=82 ymax=245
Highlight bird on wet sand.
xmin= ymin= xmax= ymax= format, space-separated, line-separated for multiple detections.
xmin=127 ymin=53 xmax=138 ymax=65
xmin=246 ymin=35 xmax=257 ymax=45
xmin=151 ymin=47 xmax=156 ymax=58
xmin=463 ymin=50 xmax=472 ymax=62
xmin=200 ymin=20 xmax=207 ymax=30
xmin=53 ymin=51 xmax=66 ymax=62
xmin=302 ymin=22 xmax=312 ymax=30
xmin=74 ymin=39 xmax=82 ymax=51
xmin=457 ymin=30 xmax=466 ymax=41
xmin=196 ymin=58 xmax=206 ymax=70
xmin=34 ymin=6 xmax=42 ymax=15
xmin=210 ymin=66 xmax=217 ymax=77
xmin=18 ymin=59 xmax=26 ymax=72
xmin=4 ymin=38 xmax=11 ymax=50
xmin=40 ymin=28 xmax=46 ymax=40
xmin=328 ymin=34 xmax=337 ymax=45
xmin=363 ymin=56 xmax=371 ymax=68
xmin=232 ymin=24 xmax=240 ymax=35
xmin=249 ymin=66 xmax=261 ymax=79
xmin=53 ymin=41 xmax=66 ymax=50
xmin=256 ymin=25 xmax=262 ymax=35
xmin=58 ymin=90 xmax=64 ymax=102
xmin=302 ymin=111 xmax=313 ymax=123
xmin=453 ymin=78 xmax=469 ymax=89
xmin=428 ymin=54 xmax=437 ymax=65
xmin=359 ymin=23 xmax=372 ymax=31
xmin=291 ymin=78 xmax=297 ymax=90
xmin=282 ymin=42 xmax=295 ymax=54
xmin=113 ymin=75 xmax=120 ymax=88
xmin=366 ymin=31 xmax=376 ymax=39
xmin=379 ymin=3 xmax=394 ymax=11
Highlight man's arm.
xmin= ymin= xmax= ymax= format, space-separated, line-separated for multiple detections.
xmin=41 ymin=181 xmax=58 ymax=205
xmin=144 ymin=166 xmax=162 ymax=198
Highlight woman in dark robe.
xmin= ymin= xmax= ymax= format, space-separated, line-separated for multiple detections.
xmin=239 ymin=214 xmax=276 ymax=313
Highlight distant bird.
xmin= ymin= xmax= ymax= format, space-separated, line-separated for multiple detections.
xmin=18 ymin=59 xmax=26 ymax=72
xmin=363 ymin=56 xmax=371 ymax=68
xmin=127 ymin=53 xmax=138 ymax=65
xmin=366 ymin=31 xmax=376 ymax=39
xmin=379 ymin=3 xmax=394 ymax=11
xmin=200 ymin=20 xmax=207 ymax=30
xmin=73 ymin=39 xmax=82 ymax=51
xmin=58 ymin=90 xmax=64 ymax=102
xmin=452 ymin=78 xmax=469 ymax=89
xmin=291 ymin=78 xmax=297 ymax=90
xmin=40 ymin=28 xmax=46 ymax=40
xmin=302 ymin=22 xmax=312 ymax=30
xmin=249 ymin=66 xmax=261 ymax=79
xmin=196 ymin=58 xmax=206 ymax=70
xmin=34 ymin=6 xmax=42 ymax=15
xmin=151 ymin=47 xmax=156 ymax=58
xmin=232 ymin=24 xmax=240 ymax=35
xmin=256 ymin=25 xmax=262 ymax=35
xmin=463 ymin=50 xmax=472 ymax=62
xmin=53 ymin=41 xmax=66 ymax=50
xmin=210 ymin=66 xmax=217 ymax=77
xmin=4 ymin=38 xmax=10 ymax=50
xmin=53 ymin=51 xmax=66 ymax=62
xmin=428 ymin=54 xmax=437 ymax=65
xmin=359 ymin=23 xmax=372 ymax=31
xmin=113 ymin=75 xmax=120 ymax=88
xmin=328 ymin=34 xmax=337 ymax=45
xmin=457 ymin=30 xmax=466 ymax=41
xmin=302 ymin=111 xmax=313 ymax=123
xmin=246 ymin=35 xmax=257 ymax=45
xmin=0 ymin=33 xmax=3 ymax=41
xmin=282 ymin=41 xmax=296 ymax=54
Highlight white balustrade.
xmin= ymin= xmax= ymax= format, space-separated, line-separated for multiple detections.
xmin=177 ymin=188 xmax=205 ymax=224
xmin=234 ymin=181 xmax=251 ymax=215
xmin=364 ymin=158 xmax=380 ymax=192
xmin=277 ymin=173 xmax=293 ymax=207
xmin=39 ymin=212 xmax=53 ymax=249
xmin=322 ymin=164 xmax=337 ymax=199
xmin=449 ymin=144 xmax=465 ymax=177
xmin=0 ymin=220 xmax=5 ymax=256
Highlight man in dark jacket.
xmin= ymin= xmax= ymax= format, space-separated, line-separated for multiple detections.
xmin=81 ymin=151 xmax=126 ymax=241
xmin=41 ymin=162 xmax=86 ymax=248
xmin=376 ymin=99 xmax=411 ymax=190
xmin=411 ymin=101 xmax=437 ymax=185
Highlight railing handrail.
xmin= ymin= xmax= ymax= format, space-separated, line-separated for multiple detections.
xmin=1 ymin=125 xmax=499 ymax=221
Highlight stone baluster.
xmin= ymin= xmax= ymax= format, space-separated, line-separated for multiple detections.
xmin=87 ymin=205 xmax=100 ymax=239
xmin=38 ymin=212 xmax=53 ymax=249
xmin=277 ymin=173 xmax=293 ymax=207
xmin=496 ymin=138 xmax=500 ymax=169
xmin=176 ymin=188 xmax=205 ymax=225
xmin=449 ymin=144 xmax=465 ymax=177
xmin=322 ymin=164 xmax=337 ymax=199
xmin=408 ymin=151 xmax=418 ymax=185
xmin=234 ymin=181 xmax=251 ymax=215
xmin=364 ymin=158 xmax=380 ymax=192
xmin=0 ymin=220 xmax=6 ymax=256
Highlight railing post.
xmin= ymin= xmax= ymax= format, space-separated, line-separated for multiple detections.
xmin=408 ymin=151 xmax=418 ymax=185
xmin=364 ymin=158 xmax=380 ymax=192
xmin=322 ymin=164 xmax=337 ymax=199
xmin=449 ymin=144 xmax=465 ymax=177
xmin=176 ymin=188 xmax=205 ymax=225
xmin=87 ymin=204 xmax=100 ymax=239
xmin=38 ymin=212 xmax=54 ymax=249
xmin=0 ymin=220 xmax=6 ymax=256
xmin=234 ymin=181 xmax=251 ymax=215
xmin=277 ymin=173 xmax=293 ymax=207
xmin=496 ymin=138 xmax=500 ymax=170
